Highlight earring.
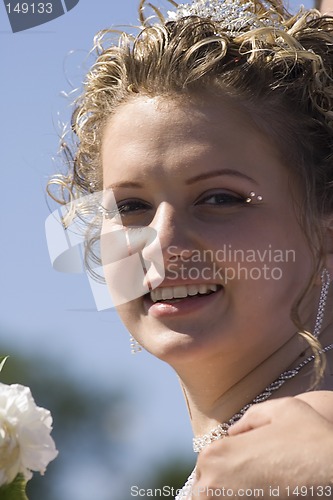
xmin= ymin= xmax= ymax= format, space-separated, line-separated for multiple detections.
xmin=245 ymin=191 xmax=263 ymax=203
xmin=130 ymin=335 xmax=142 ymax=354
xmin=313 ymin=268 xmax=331 ymax=338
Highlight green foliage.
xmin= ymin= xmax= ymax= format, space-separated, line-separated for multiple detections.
xmin=133 ymin=458 xmax=195 ymax=500
xmin=151 ymin=459 xmax=195 ymax=491
xmin=0 ymin=345 xmax=129 ymax=500
xmin=0 ymin=474 xmax=28 ymax=500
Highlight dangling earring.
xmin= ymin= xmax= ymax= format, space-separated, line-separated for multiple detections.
xmin=130 ymin=335 xmax=142 ymax=354
xmin=313 ymin=268 xmax=331 ymax=338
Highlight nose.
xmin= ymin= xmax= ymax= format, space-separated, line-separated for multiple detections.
xmin=142 ymin=202 xmax=197 ymax=265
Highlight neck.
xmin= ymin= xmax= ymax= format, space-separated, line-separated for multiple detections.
xmin=177 ymin=332 xmax=310 ymax=436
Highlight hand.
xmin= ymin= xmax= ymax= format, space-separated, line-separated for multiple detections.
xmin=191 ymin=398 xmax=333 ymax=499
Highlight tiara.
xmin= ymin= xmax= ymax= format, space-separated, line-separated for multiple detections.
xmin=167 ymin=0 xmax=285 ymax=35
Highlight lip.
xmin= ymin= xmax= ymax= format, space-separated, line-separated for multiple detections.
xmin=143 ymin=285 xmax=224 ymax=318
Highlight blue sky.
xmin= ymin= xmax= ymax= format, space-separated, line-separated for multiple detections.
xmin=0 ymin=0 xmax=314 ymax=497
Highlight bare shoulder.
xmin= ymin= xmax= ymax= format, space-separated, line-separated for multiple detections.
xmin=295 ymin=391 xmax=333 ymax=422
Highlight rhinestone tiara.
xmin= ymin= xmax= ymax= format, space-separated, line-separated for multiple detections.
xmin=167 ymin=0 xmax=285 ymax=35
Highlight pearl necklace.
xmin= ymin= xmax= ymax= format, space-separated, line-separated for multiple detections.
xmin=175 ymin=343 xmax=333 ymax=499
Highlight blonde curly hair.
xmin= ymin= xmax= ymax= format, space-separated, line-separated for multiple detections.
xmin=48 ymin=0 xmax=333 ymax=380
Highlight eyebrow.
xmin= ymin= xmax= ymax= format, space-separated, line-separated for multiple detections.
xmin=105 ymin=181 xmax=143 ymax=190
xmin=105 ymin=168 xmax=257 ymax=190
xmin=186 ymin=169 xmax=258 ymax=185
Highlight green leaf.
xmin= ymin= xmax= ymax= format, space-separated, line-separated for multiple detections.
xmin=0 ymin=474 xmax=28 ymax=500
xmin=0 ymin=356 xmax=9 ymax=373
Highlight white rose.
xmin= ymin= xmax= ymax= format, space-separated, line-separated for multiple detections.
xmin=0 ymin=383 xmax=58 ymax=486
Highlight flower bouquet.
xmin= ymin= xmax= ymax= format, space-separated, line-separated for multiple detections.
xmin=0 ymin=357 xmax=58 ymax=499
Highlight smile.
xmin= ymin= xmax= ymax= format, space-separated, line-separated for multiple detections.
xmin=150 ymin=284 xmax=221 ymax=303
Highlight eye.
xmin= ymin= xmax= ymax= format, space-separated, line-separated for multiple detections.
xmin=118 ymin=199 xmax=151 ymax=215
xmin=195 ymin=191 xmax=247 ymax=206
xmin=101 ymin=199 xmax=152 ymax=220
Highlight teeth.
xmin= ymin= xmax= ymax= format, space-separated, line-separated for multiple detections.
xmin=188 ymin=285 xmax=199 ymax=296
xmin=173 ymin=286 xmax=188 ymax=298
xmin=150 ymin=284 xmax=219 ymax=303
xmin=161 ymin=288 xmax=174 ymax=300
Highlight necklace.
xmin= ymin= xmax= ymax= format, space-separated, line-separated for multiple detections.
xmin=193 ymin=343 xmax=333 ymax=452
xmin=175 ymin=343 xmax=333 ymax=500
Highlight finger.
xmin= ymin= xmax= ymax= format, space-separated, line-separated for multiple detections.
xmin=229 ymin=396 xmax=312 ymax=436
xmin=228 ymin=400 xmax=280 ymax=435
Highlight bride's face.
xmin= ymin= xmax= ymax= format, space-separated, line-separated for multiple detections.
xmin=100 ymin=94 xmax=316 ymax=369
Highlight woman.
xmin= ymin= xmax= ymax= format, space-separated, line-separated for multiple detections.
xmin=49 ymin=0 xmax=333 ymax=496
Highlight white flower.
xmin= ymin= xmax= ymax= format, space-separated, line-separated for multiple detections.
xmin=0 ymin=383 xmax=58 ymax=486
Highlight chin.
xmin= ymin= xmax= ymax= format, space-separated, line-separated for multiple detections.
xmin=138 ymin=324 xmax=225 ymax=366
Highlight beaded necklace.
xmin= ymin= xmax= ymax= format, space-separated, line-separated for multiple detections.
xmin=175 ymin=343 xmax=333 ymax=499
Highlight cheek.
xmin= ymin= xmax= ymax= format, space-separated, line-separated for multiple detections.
xmin=207 ymin=210 xmax=311 ymax=262
xmin=115 ymin=301 xmax=141 ymax=332
xmin=206 ymin=216 xmax=313 ymax=298
xmin=101 ymin=222 xmax=157 ymax=307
